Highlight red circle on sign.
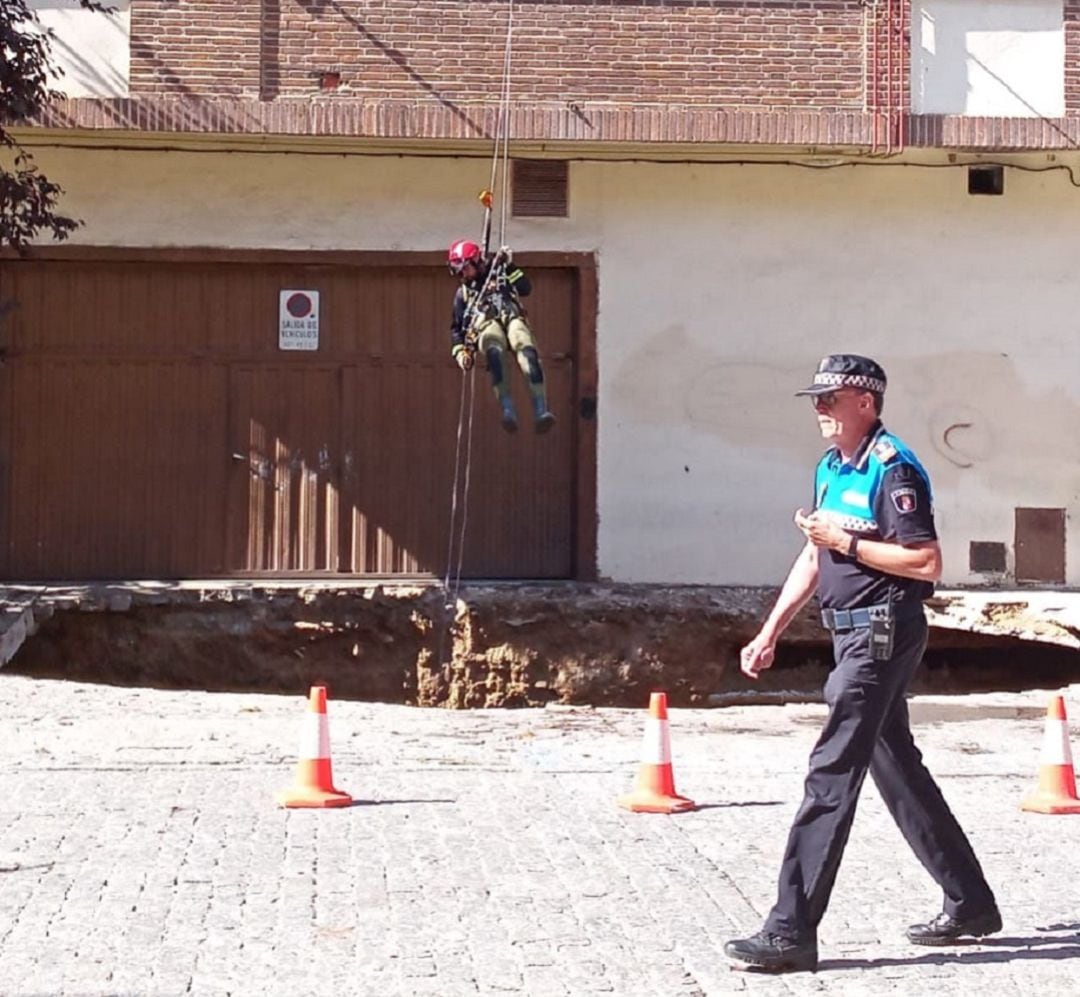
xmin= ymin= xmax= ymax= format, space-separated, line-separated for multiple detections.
xmin=286 ymin=293 xmax=312 ymax=318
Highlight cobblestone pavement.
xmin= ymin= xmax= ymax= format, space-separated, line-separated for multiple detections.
xmin=2 ymin=673 xmax=1079 ymax=997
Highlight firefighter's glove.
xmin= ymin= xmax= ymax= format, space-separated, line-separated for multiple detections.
xmin=453 ymin=344 xmax=474 ymax=371
xmin=497 ymin=245 xmax=513 ymax=263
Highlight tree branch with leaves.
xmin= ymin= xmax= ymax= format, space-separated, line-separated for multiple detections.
xmin=0 ymin=0 xmax=112 ymax=253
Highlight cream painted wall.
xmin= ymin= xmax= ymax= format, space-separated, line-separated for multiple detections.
xmin=913 ymin=0 xmax=1065 ymax=116
xmin=27 ymin=1 xmax=130 ymax=99
xmin=25 ymin=145 xmax=1080 ymax=585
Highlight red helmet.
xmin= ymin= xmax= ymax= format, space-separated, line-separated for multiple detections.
xmin=447 ymin=239 xmax=482 ymax=274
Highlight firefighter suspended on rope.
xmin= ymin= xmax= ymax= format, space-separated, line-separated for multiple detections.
xmin=447 ymin=237 xmax=556 ymax=434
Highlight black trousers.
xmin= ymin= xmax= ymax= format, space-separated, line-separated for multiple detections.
xmin=764 ymin=611 xmax=997 ymax=942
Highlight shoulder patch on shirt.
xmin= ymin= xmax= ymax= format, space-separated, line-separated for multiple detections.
xmin=873 ymin=439 xmax=898 ymax=463
xmin=890 ymin=486 xmax=918 ymax=513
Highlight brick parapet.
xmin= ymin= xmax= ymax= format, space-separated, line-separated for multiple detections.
xmin=33 ymin=96 xmax=1080 ymax=152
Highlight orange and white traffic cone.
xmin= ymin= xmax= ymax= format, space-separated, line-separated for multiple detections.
xmin=276 ymin=685 xmax=353 ymax=809
xmin=1021 ymin=695 xmax=1080 ymax=815
xmin=618 ymin=691 xmax=696 ymax=814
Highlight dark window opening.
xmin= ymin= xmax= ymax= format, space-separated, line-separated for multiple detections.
xmin=968 ymin=165 xmax=1004 ymax=196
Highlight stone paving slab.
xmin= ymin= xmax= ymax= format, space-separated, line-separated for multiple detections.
xmin=2 ymin=675 xmax=1079 ymax=996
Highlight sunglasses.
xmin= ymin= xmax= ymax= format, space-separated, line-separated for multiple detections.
xmin=812 ymin=388 xmax=865 ymax=409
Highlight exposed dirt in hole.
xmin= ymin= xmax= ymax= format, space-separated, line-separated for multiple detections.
xmin=6 ymin=584 xmax=1079 ymax=706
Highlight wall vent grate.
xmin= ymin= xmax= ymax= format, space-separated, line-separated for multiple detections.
xmin=512 ymin=160 xmax=568 ymax=217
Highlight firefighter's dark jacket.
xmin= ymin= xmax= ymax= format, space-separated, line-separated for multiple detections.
xmin=449 ymin=259 xmax=532 ymax=350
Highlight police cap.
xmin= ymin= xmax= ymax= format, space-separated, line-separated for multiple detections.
xmin=794 ymin=354 xmax=887 ymax=397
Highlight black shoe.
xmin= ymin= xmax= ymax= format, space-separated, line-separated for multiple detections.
xmin=906 ymin=908 xmax=1002 ymax=946
xmin=724 ymin=931 xmax=818 ymax=973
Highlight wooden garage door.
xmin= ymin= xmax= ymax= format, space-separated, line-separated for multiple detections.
xmin=0 ymin=253 xmax=590 ymax=580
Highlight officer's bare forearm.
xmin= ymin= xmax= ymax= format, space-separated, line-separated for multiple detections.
xmin=848 ymin=538 xmax=942 ymax=583
xmin=759 ymin=543 xmax=820 ymax=641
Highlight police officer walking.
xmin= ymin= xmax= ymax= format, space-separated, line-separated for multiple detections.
xmin=724 ymin=354 xmax=1000 ymax=975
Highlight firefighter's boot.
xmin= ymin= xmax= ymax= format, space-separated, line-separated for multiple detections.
xmin=484 ymin=344 xmax=517 ymax=433
xmin=531 ymin=393 xmax=555 ymax=434
xmin=499 ymin=394 xmax=519 ymax=433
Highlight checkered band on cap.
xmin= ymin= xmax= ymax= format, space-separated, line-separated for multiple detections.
xmin=811 ymin=371 xmax=886 ymax=393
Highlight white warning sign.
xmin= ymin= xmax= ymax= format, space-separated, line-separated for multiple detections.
xmin=279 ymin=290 xmax=320 ymax=351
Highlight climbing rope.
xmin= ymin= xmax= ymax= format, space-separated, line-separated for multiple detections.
xmin=442 ymin=0 xmax=516 ymax=614
xmin=495 ymin=0 xmax=514 ymax=248
xmin=442 ymin=361 xmax=477 ymax=601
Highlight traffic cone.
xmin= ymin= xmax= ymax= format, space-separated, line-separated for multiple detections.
xmin=1021 ymin=695 xmax=1080 ymax=815
xmin=276 ymin=686 xmax=353 ymax=809
xmin=618 ymin=691 xmax=696 ymax=814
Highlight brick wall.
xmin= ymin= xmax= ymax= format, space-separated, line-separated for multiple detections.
xmin=1066 ymin=0 xmax=1080 ymax=110
xmin=131 ymin=0 xmax=871 ymax=109
xmin=131 ymin=1 xmax=263 ymax=96
xmin=98 ymin=1 xmax=1080 ymax=149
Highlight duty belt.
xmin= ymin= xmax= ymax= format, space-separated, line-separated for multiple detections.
xmin=820 ymin=601 xmax=922 ymax=633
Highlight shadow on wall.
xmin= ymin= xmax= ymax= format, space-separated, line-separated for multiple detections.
xmin=33 ymin=1 xmax=130 ymax=100
xmin=914 ymin=1 xmax=1065 ymax=118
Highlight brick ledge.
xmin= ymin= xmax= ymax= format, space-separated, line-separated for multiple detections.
xmin=27 ymin=97 xmax=1080 ymax=152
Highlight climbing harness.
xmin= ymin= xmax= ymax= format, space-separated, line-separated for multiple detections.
xmin=442 ymin=0 xmax=516 ymax=616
